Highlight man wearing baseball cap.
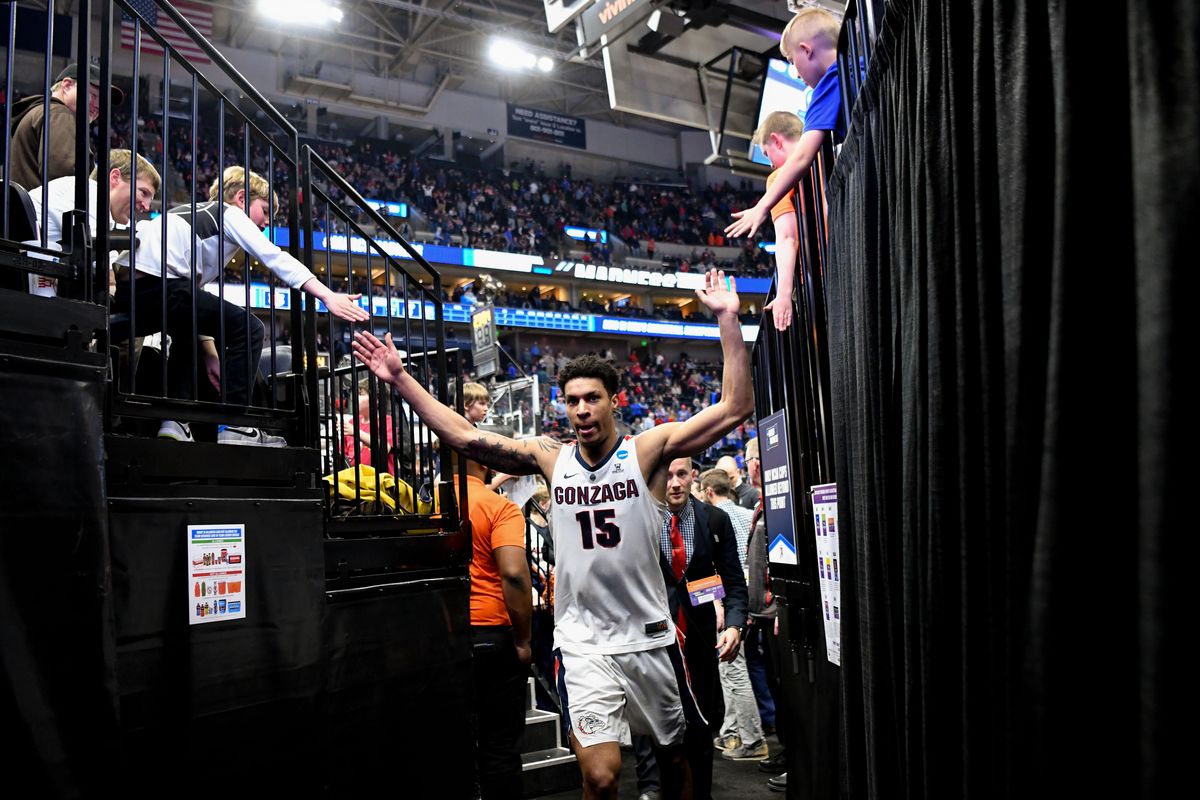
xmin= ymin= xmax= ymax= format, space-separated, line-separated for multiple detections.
xmin=7 ymin=62 xmax=124 ymax=191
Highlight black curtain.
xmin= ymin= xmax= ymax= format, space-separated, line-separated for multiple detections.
xmin=0 ymin=361 xmax=116 ymax=797
xmin=1127 ymin=3 xmax=1194 ymax=798
xmin=824 ymin=1 xmax=1192 ymax=797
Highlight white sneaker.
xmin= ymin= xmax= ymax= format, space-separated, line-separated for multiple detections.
xmin=158 ymin=420 xmax=194 ymax=442
xmin=218 ymin=426 xmax=287 ymax=447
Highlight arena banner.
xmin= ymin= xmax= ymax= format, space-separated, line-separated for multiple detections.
xmin=262 ymin=227 xmax=773 ymax=295
xmin=577 ymin=0 xmax=654 ymax=51
xmin=554 ymin=260 xmax=773 ymax=295
xmin=507 ymin=104 xmax=587 ymax=150
xmin=205 ymin=284 xmax=760 ymax=342
xmin=759 ymin=409 xmax=799 ymax=565
xmin=264 ymin=227 xmax=545 ymax=274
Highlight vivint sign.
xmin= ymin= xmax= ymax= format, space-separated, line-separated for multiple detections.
xmin=555 ymin=261 xmax=707 ymax=290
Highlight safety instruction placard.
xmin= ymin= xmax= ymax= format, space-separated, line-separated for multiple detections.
xmin=187 ymin=524 xmax=246 ymax=625
xmin=811 ymin=484 xmax=841 ymax=665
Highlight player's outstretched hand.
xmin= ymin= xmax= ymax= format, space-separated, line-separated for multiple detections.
xmin=695 ymin=268 xmax=740 ymax=317
xmin=353 ymin=330 xmax=407 ymax=385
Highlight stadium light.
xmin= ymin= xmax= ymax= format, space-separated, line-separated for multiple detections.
xmin=258 ymin=0 xmax=344 ymax=25
xmin=489 ymin=38 xmax=554 ymax=73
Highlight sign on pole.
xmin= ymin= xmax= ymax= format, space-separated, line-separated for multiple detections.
xmin=472 ymin=304 xmax=499 ymax=378
xmin=759 ymin=409 xmax=798 ymax=565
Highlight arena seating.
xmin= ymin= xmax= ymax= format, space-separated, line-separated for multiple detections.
xmin=0 ymin=90 xmax=779 ymax=276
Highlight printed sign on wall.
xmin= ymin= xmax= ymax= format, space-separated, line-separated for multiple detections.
xmin=187 ymin=524 xmax=246 ymax=625
xmin=507 ymin=104 xmax=587 ymax=150
xmin=811 ymin=483 xmax=841 ymax=666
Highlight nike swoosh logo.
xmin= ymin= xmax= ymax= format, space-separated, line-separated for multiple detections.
xmin=564 ymin=473 xmax=578 ymax=479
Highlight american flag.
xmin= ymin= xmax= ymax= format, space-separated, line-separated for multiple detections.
xmin=121 ymin=0 xmax=214 ymax=65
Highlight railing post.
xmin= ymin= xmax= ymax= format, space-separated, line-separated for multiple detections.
xmin=301 ymin=145 xmax=321 ymax=450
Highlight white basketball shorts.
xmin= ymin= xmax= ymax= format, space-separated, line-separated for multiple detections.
xmin=553 ymin=641 xmax=705 ymax=748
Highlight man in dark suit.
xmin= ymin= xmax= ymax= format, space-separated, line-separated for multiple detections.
xmin=634 ymin=456 xmax=750 ymax=800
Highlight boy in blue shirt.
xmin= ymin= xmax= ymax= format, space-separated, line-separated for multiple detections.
xmin=726 ymin=8 xmax=843 ymax=241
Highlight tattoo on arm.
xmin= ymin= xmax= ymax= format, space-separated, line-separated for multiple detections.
xmin=464 ymin=435 xmax=561 ymax=476
xmin=535 ymin=437 xmax=562 ymax=454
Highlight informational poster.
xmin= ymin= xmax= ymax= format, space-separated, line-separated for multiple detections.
xmin=811 ymin=483 xmax=841 ymax=666
xmin=187 ymin=524 xmax=246 ymax=625
xmin=759 ymin=410 xmax=798 ymax=565
xmin=507 ymin=104 xmax=588 ymax=150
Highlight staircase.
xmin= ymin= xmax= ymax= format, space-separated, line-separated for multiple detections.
xmin=520 ymin=677 xmax=579 ymax=797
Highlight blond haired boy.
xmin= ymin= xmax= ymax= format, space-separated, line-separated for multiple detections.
xmin=751 ymin=111 xmax=807 ymax=330
xmin=114 ymin=165 xmax=368 ymax=445
xmin=727 ymin=7 xmax=844 ymax=240
xmin=25 ymin=148 xmax=159 ymax=297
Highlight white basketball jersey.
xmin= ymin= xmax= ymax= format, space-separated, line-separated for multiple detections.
xmin=550 ymin=435 xmax=673 ymax=654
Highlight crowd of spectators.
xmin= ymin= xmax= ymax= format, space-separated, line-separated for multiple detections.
xmin=506 ymin=346 xmax=756 ymax=464
xmin=404 ymin=156 xmax=776 ymax=275
xmin=83 ymin=97 xmax=779 ymax=275
xmin=3 ymin=89 xmax=781 ymax=282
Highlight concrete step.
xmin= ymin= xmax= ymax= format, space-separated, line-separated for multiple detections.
xmin=519 ymin=708 xmax=562 ymax=753
xmin=521 ymin=747 xmax=579 ymax=798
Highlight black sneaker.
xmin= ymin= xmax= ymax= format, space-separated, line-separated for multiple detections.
xmin=759 ymin=750 xmax=787 ymax=773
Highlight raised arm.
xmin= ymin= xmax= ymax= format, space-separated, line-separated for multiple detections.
xmin=353 ymin=330 xmax=561 ymax=476
xmin=638 ymin=270 xmax=754 ymax=471
xmin=222 ymin=206 xmax=368 ymax=323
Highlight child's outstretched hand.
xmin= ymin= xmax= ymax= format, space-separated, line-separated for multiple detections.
xmin=725 ymin=202 xmax=769 ymax=239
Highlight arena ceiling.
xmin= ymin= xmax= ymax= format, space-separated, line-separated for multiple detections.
xmin=185 ymin=0 xmax=841 ymax=134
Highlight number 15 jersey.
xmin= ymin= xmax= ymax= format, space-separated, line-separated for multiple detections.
xmin=550 ymin=435 xmax=674 ymax=654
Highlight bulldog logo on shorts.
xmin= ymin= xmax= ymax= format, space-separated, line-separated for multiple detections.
xmin=576 ymin=711 xmax=604 ymax=736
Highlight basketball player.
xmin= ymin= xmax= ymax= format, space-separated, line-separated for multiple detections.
xmin=352 ymin=268 xmax=753 ymax=800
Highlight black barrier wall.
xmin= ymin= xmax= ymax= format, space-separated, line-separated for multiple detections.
xmin=0 ymin=307 xmax=113 ymax=797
